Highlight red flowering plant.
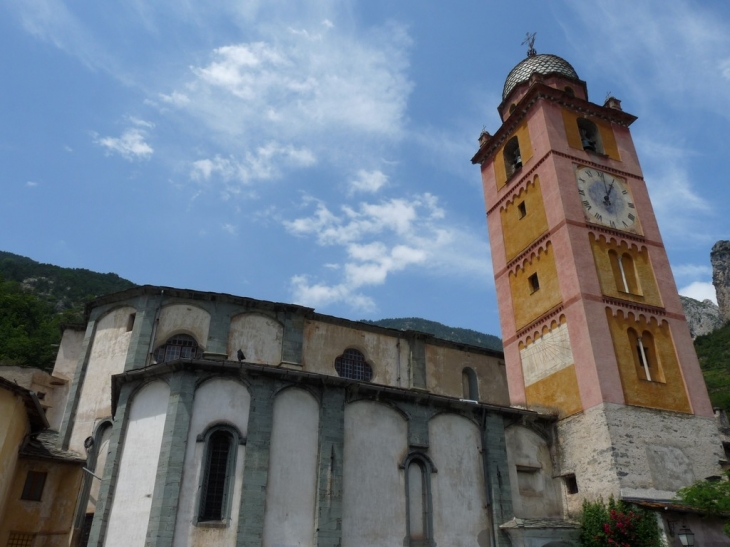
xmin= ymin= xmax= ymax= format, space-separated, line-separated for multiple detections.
xmin=580 ymin=497 xmax=661 ymax=547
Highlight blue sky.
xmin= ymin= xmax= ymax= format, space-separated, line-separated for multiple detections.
xmin=2 ymin=0 xmax=729 ymax=338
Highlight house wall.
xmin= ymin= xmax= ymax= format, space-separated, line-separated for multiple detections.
xmin=0 ymin=459 xmax=83 ymax=547
xmin=0 ymin=390 xmax=28 ymax=526
xmin=227 ymin=313 xmax=283 ymax=364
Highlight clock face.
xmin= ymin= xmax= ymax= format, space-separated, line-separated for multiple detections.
xmin=575 ymin=166 xmax=638 ymax=231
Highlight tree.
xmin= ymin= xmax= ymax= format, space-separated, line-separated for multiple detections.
xmin=676 ymin=471 xmax=730 ymax=536
xmin=580 ymin=496 xmax=661 ymax=547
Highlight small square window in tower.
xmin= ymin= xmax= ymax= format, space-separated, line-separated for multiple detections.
xmin=517 ymin=201 xmax=527 ymax=219
xmin=528 ymin=273 xmax=540 ymax=293
xmin=563 ymin=474 xmax=579 ymax=495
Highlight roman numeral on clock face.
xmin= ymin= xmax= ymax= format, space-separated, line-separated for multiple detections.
xmin=627 ymin=202 xmax=635 ymax=208
xmin=594 ymin=212 xmax=602 ymax=221
xmin=627 ymin=213 xmax=635 ymax=221
xmin=582 ymin=200 xmax=591 ymax=210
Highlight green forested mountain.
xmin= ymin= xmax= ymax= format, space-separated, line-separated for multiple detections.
xmin=0 ymin=251 xmax=136 ymax=370
xmin=694 ymin=321 xmax=730 ymax=412
xmin=363 ymin=317 xmax=503 ymax=351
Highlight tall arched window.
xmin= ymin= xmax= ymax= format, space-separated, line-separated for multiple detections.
xmin=462 ymin=367 xmax=479 ymax=400
xmin=577 ymin=118 xmax=603 ymax=154
xmin=334 ymin=349 xmax=373 ymax=381
xmin=198 ymin=426 xmax=240 ymax=523
xmin=627 ymin=328 xmax=663 ymax=383
xmin=153 ymin=334 xmax=201 ymax=363
xmin=403 ymin=453 xmax=435 ymax=547
xmin=608 ymin=250 xmax=641 ymax=295
xmin=503 ymin=136 xmax=522 ymax=178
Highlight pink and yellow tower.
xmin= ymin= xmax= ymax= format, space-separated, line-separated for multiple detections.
xmin=473 ymin=48 xmax=724 ymax=508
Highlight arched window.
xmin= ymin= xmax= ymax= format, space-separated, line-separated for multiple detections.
xmin=462 ymin=367 xmax=479 ymax=400
xmin=627 ymin=328 xmax=663 ymax=383
xmin=608 ymin=250 xmax=641 ymax=295
xmin=503 ymin=136 xmax=522 ymax=178
xmin=403 ymin=453 xmax=435 ymax=547
xmin=153 ymin=334 xmax=201 ymax=363
xmin=564 ymin=86 xmax=575 ymax=97
xmin=334 ymin=349 xmax=373 ymax=381
xmin=577 ymin=118 xmax=603 ymax=154
xmin=198 ymin=427 xmax=240 ymax=523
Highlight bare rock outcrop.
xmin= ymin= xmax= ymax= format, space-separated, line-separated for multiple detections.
xmin=680 ymin=295 xmax=722 ymax=338
xmin=712 ymin=240 xmax=730 ymax=323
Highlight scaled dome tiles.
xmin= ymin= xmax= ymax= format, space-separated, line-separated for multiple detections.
xmin=502 ymin=54 xmax=579 ymax=100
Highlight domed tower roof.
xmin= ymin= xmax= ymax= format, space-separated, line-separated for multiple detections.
xmin=502 ymin=53 xmax=579 ymax=100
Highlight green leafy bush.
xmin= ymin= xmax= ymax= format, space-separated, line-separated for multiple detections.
xmin=580 ymin=497 xmax=661 ymax=547
xmin=676 ymin=471 xmax=730 ymax=536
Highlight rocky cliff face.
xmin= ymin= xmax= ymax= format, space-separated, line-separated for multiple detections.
xmin=712 ymin=240 xmax=730 ymax=324
xmin=680 ymin=296 xmax=722 ymax=338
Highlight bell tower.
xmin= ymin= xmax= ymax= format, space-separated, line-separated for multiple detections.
xmin=472 ymin=46 xmax=724 ymax=508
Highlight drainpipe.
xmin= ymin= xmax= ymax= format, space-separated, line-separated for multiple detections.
xmin=396 ymin=337 xmax=402 ymax=388
xmin=481 ymin=407 xmax=499 ymax=547
xmin=145 ymin=290 xmax=164 ymax=367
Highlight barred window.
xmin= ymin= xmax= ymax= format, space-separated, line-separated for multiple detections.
xmin=334 ymin=349 xmax=373 ymax=381
xmin=6 ymin=533 xmax=35 ymax=547
xmin=198 ymin=428 xmax=237 ymax=523
xmin=153 ymin=334 xmax=201 ymax=363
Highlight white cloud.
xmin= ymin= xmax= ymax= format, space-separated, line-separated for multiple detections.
xmin=285 ymin=193 xmax=490 ymax=311
xmin=679 ymin=281 xmax=717 ymax=304
xmin=349 ymin=169 xmax=387 ymax=194
xmin=96 ymin=128 xmax=153 ymax=161
xmin=221 ymin=223 xmax=237 ymax=236
xmin=159 ymin=91 xmax=190 ymax=106
xmin=25 ymin=181 xmax=38 ymax=187
xmin=190 ymin=142 xmax=316 ymax=192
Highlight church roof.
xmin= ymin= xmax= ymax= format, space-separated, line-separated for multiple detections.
xmin=503 ymin=53 xmax=579 ymax=100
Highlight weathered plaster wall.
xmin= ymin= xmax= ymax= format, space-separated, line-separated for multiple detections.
xmin=504 ymin=424 xmax=562 ymax=518
xmin=70 ymin=307 xmax=134 ymax=453
xmin=154 ymin=304 xmax=210 ymax=351
xmin=0 ymin=390 xmax=27 ymax=525
xmin=425 ymin=346 xmax=509 ymax=405
xmin=302 ymin=321 xmax=403 ymax=387
xmin=87 ymin=424 xmax=112 ymax=514
xmin=106 ymin=380 xmax=169 ymax=547
xmin=0 ymin=366 xmax=68 ymax=431
xmin=0 ymin=460 xmax=83 ymax=547
xmin=429 ymin=413 xmax=491 ymax=546
xmin=53 ymin=328 xmax=85 ymax=383
xmin=342 ymin=401 xmax=407 ymax=546
xmin=262 ymin=388 xmax=319 ymax=547
xmin=227 ymin=313 xmax=283 ymax=364
xmin=173 ymin=378 xmax=250 ymax=547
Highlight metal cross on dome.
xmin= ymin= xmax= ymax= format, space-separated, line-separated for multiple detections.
xmin=522 ymin=32 xmax=537 ymax=57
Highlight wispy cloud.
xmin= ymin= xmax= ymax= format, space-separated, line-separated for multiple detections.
xmin=284 ymin=193 xmax=490 ymax=311
xmin=348 ymin=170 xmax=388 ymax=194
xmin=95 ymin=127 xmax=154 ymax=161
xmin=25 ymin=181 xmax=39 ymax=187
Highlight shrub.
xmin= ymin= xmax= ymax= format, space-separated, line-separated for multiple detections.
xmin=580 ymin=496 xmax=661 ymax=547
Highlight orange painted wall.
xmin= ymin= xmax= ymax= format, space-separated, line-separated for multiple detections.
xmin=589 ymin=234 xmax=663 ymax=307
xmin=525 ymin=364 xmax=583 ymax=418
xmin=500 ymin=176 xmax=549 ymax=262
xmin=560 ymin=108 xmax=620 ymax=160
xmin=509 ymin=243 xmax=563 ymax=329
xmin=605 ymin=309 xmax=691 ymax=413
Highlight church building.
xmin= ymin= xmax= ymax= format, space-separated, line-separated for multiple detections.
xmin=2 ymin=46 xmax=728 ymax=547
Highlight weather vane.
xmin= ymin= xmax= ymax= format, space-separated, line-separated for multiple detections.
xmin=522 ymin=32 xmax=537 ymax=57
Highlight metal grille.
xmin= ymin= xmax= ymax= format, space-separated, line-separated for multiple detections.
xmin=502 ymin=54 xmax=579 ymax=99
xmin=334 ymin=349 xmax=373 ymax=381
xmin=6 ymin=533 xmax=34 ymax=547
xmin=199 ymin=430 xmax=232 ymax=522
xmin=153 ymin=334 xmax=200 ymax=363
